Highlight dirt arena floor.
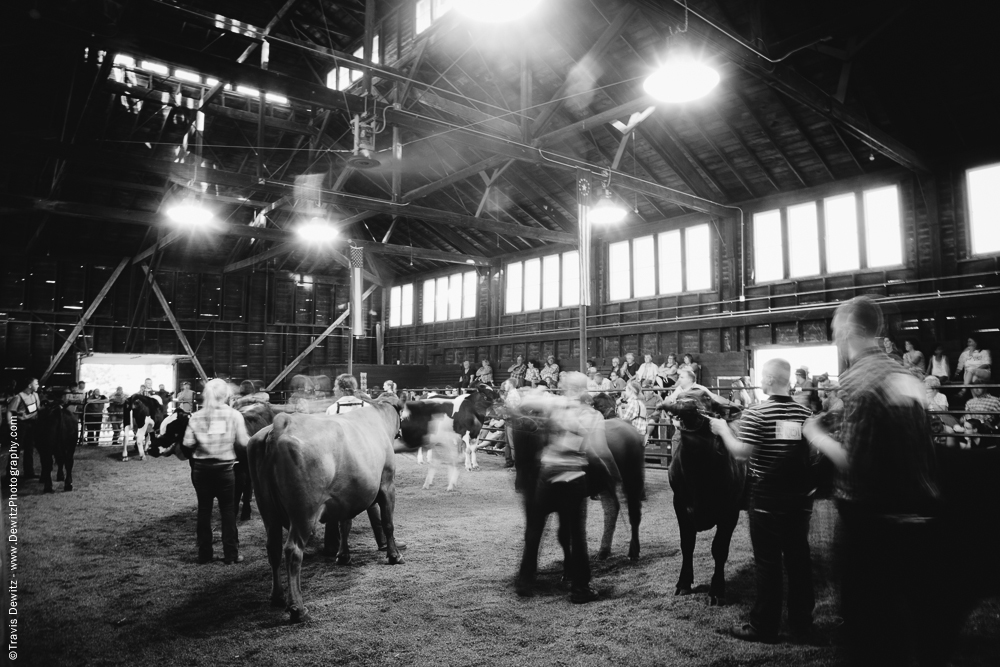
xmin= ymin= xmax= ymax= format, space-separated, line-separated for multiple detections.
xmin=11 ymin=444 xmax=1000 ymax=667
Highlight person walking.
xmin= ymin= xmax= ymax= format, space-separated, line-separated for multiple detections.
xmin=804 ymin=296 xmax=944 ymax=666
xmin=176 ymin=378 xmax=249 ymax=565
xmin=711 ymin=358 xmax=816 ymax=644
xmin=8 ymin=378 xmax=40 ymax=478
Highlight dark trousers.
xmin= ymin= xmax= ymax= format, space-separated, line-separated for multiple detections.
xmin=16 ymin=422 xmax=36 ymax=477
xmin=836 ymin=501 xmax=947 ymax=667
xmin=519 ymin=475 xmax=590 ymax=592
xmin=191 ymin=464 xmax=238 ymax=560
xmin=748 ymin=506 xmax=814 ymax=636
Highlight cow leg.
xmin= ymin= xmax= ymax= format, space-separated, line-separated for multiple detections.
xmin=284 ymin=520 xmax=313 ymax=623
xmin=446 ymin=457 xmax=458 ymax=492
xmin=266 ymin=523 xmax=285 ymax=608
xmin=597 ymin=490 xmax=619 ymax=561
xmin=422 ymin=452 xmax=436 ymax=489
xmin=56 ymin=462 xmax=64 ymax=482
xmin=416 ymin=447 xmax=424 ymax=464
xmin=625 ymin=482 xmax=642 ymax=561
xmin=40 ymin=447 xmax=54 ymax=493
xmin=675 ymin=505 xmax=696 ymax=595
xmin=709 ymin=509 xmax=740 ymax=606
xmin=376 ymin=478 xmax=404 ymax=565
xmin=62 ymin=444 xmax=76 ymax=491
xmin=334 ymin=518 xmax=352 ymax=565
xmin=121 ymin=429 xmax=130 ymax=461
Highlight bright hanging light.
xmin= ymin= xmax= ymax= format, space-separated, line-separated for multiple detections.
xmin=643 ymin=53 xmax=719 ymax=103
xmin=454 ymin=0 xmax=541 ymax=22
xmin=297 ymin=217 xmax=339 ymax=243
xmin=589 ymin=189 xmax=627 ymax=225
xmin=166 ymin=200 xmax=214 ymax=226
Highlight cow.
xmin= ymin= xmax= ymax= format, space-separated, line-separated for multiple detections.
xmin=400 ymin=402 xmax=463 ymax=491
xmin=121 ymin=394 xmax=166 ymax=462
xmin=401 ymin=386 xmax=496 ymax=472
xmin=507 ymin=403 xmax=645 ymax=562
xmin=661 ymin=395 xmax=747 ymax=605
xmin=34 ymin=390 xmax=79 ymax=493
xmin=148 ymin=402 xmax=275 ymax=521
xmin=248 ymin=395 xmax=404 ymax=623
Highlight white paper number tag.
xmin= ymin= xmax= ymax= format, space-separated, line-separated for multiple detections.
xmin=208 ymin=420 xmax=228 ymax=435
xmin=776 ymin=420 xmax=802 ymax=440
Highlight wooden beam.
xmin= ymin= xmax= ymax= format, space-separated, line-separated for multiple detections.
xmin=708 ymin=105 xmax=781 ymax=192
xmin=133 ymin=229 xmax=183 ymax=264
xmin=731 ymin=87 xmax=809 ymax=187
xmin=533 ymin=97 xmax=656 ymax=148
xmin=688 ymin=114 xmax=758 ymax=198
xmin=40 ymin=257 xmax=129 ymax=384
xmin=223 ymin=243 xmax=296 ymax=273
xmin=140 ymin=265 xmax=209 ymax=383
xmin=351 ymin=240 xmax=489 ymax=266
xmin=266 ymin=284 xmax=378 ymax=391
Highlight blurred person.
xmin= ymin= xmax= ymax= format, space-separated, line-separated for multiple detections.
xmin=924 ymin=376 xmax=950 ymax=413
xmin=524 ymin=359 xmax=542 ymax=388
xmin=608 ymin=356 xmax=623 ymax=383
xmin=792 ymin=368 xmax=821 ymax=413
xmin=476 ymin=359 xmax=494 ymax=386
xmin=507 ymin=355 xmax=527 ymax=387
xmin=658 ymin=353 xmax=679 ymax=387
xmin=882 ymin=336 xmax=904 ymax=362
xmin=540 ymin=355 xmax=560 ymax=389
xmin=9 ymin=378 xmax=40 ymax=478
xmin=516 ymin=372 xmax=620 ymax=604
xmin=458 ymin=360 xmax=475 ymax=390
xmin=175 ymin=378 xmax=249 ymax=565
xmin=142 ymin=378 xmax=155 ymax=397
xmin=621 ymin=352 xmax=640 ymax=383
xmin=710 ymin=359 xmax=816 ymax=644
xmin=83 ymin=388 xmax=106 ymax=446
xmin=382 ymin=380 xmax=398 ymax=397
xmin=926 ymin=345 xmax=951 ymax=384
xmin=661 ymin=369 xmax=734 ymax=413
xmin=679 ymin=353 xmax=701 ymax=382
xmin=174 ymin=381 xmax=195 ymax=414
xmin=589 ymin=371 xmax=612 ymax=395
xmin=640 ymin=380 xmax=662 ymax=446
xmin=804 ymin=296 xmax=944 ymax=667
xmin=107 ymin=386 xmax=126 ymax=445
xmin=155 ymin=384 xmax=172 ymax=407
xmin=636 ymin=354 xmax=659 ymax=385
xmin=955 ymin=336 xmax=991 ymax=389
xmin=326 ymin=374 xmax=368 ymax=415
xmin=962 ymin=369 xmax=999 ymax=429
xmin=902 ymin=340 xmax=925 ymax=378
xmin=617 ymin=380 xmax=648 ymax=438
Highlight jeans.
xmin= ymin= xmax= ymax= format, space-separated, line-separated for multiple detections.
xmin=748 ymin=506 xmax=814 ymax=636
xmin=190 ymin=463 xmax=239 ymax=560
xmin=519 ymin=475 xmax=590 ymax=591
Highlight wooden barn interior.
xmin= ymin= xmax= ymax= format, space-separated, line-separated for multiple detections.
xmin=4 ymin=0 xmax=999 ymax=397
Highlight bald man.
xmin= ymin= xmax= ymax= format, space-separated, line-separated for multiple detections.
xmin=710 ymin=358 xmax=815 ymax=644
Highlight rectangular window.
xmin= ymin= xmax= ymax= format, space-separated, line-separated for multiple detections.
xmin=608 ymin=241 xmax=631 ymax=301
xmin=389 ymin=286 xmax=401 ymax=327
xmin=864 ymin=185 xmax=902 ymax=268
xmin=633 ymin=236 xmax=656 ymax=298
xmin=824 ymin=193 xmax=860 ymax=273
xmin=967 ymin=163 xmax=1000 ymax=255
xmin=542 ymin=254 xmax=560 ymax=309
xmin=685 ymin=224 xmax=712 ymax=291
xmin=754 ymin=210 xmax=783 ymax=283
xmin=371 ymin=34 xmax=380 ymax=65
xmin=422 ymin=280 xmax=435 ymax=323
xmin=787 ymin=202 xmax=820 ymax=278
xmin=658 ymin=230 xmax=683 ymax=294
xmin=506 ymin=262 xmax=523 ymax=313
xmin=523 ymin=258 xmax=541 ymax=311
xmin=435 ymin=277 xmax=448 ymax=323
xmin=400 ymin=284 xmax=413 ymax=326
xmin=562 ymin=251 xmax=580 ymax=307
xmin=462 ymin=271 xmax=476 ymax=318
xmin=415 ymin=0 xmax=432 ymax=33
xmin=448 ymin=273 xmax=462 ymax=320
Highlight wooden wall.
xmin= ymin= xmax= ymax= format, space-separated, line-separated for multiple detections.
xmin=385 ymin=168 xmax=1000 ymax=384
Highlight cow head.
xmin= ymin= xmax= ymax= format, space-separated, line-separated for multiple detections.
xmin=467 ymin=384 xmax=498 ymax=422
xmin=399 ymin=401 xmax=444 ymax=450
xmin=662 ymin=395 xmax=708 ymax=433
xmin=592 ymin=393 xmax=617 ymax=420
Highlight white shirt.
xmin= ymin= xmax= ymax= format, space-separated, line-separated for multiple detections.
xmin=326 ymin=396 xmax=367 ymax=415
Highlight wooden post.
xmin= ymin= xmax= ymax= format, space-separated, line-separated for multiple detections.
xmin=40 ymin=257 xmax=130 ymax=384
xmin=140 ymin=264 xmax=209 ymax=384
xmin=577 ymin=169 xmax=591 ymax=373
xmin=266 ymin=284 xmax=377 ymax=391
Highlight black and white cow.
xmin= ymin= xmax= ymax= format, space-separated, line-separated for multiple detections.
xmin=400 ymin=386 xmax=497 ymax=478
xmin=121 ymin=394 xmax=167 ymax=461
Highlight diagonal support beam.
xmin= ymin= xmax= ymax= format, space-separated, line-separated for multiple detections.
xmin=224 ymin=243 xmax=296 ymax=273
xmin=140 ymin=265 xmax=209 ymax=384
xmin=40 ymin=257 xmax=129 ymax=384
xmin=133 ymin=229 xmax=184 ymax=264
xmin=266 ymin=284 xmax=378 ymax=391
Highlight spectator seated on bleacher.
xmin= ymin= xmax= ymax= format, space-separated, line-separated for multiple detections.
xmin=963 ymin=369 xmax=999 ymax=429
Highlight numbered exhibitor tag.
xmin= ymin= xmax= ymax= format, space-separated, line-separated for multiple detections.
xmin=775 ymin=420 xmax=802 ymax=441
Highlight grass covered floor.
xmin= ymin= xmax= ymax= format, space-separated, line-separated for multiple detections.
xmin=13 ymin=445 xmax=1000 ymax=666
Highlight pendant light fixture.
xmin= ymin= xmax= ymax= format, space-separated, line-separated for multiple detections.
xmin=165 ymin=197 xmax=214 ymax=226
xmin=296 ymin=216 xmax=339 ymax=243
xmin=454 ymin=0 xmax=541 ymax=23
xmin=643 ymin=1 xmax=719 ymax=103
xmin=589 ymin=184 xmax=627 ymax=225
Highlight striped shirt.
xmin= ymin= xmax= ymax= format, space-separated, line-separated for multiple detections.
xmin=738 ymin=395 xmax=814 ymax=510
xmin=183 ymin=405 xmax=242 ymax=463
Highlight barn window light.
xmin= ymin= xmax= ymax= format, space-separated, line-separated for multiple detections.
xmin=174 ymin=69 xmax=201 ymax=83
xmin=236 ymin=85 xmax=259 ymax=97
xmin=265 ymin=92 xmax=288 ymax=105
xmin=113 ymin=54 xmax=135 ymax=68
xmin=297 ymin=218 xmax=339 ymax=243
xmin=140 ymin=61 xmax=169 ymax=76
xmin=166 ymin=200 xmax=214 ymax=226
xmin=454 ymin=0 xmax=541 ymax=22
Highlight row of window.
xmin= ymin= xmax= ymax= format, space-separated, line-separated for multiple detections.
xmin=753 ymin=185 xmax=902 ymax=282
xmin=609 ymin=224 xmax=712 ymax=301
xmin=505 ymin=251 xmax=580 ymax=313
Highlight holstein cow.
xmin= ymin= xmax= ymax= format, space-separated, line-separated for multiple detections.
xmin=149 ymin=402 xmax=275 ymax=521
xmin=661 ymin=395 xmax=747 ymax=605
xmin=401 ymin=386 xmax=495 ymax=473
xmin=400 ymin=403 xmax=463 ymax=491
xmin=121 ymin=394 xmax=166 ymax=461
xmin=507 ymin=403 xmax=645 ymax=562
xmin=36 ymin=390 xmax=79 ymax=493
xmin=248 ymin=395 xmax=404 ymax=623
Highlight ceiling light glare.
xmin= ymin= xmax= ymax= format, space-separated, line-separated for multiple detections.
xmin=297 ymin=218 xmax=339 ymax=243
xmin=166 ymin=201 xmax=214 ymax=226
xmin=643 ymin=55 xmax=720 ymax=103
xmin=454 ymin=0 xmax=541 ymax=22
xmin=589 ymin=191 xmax=627 ymax=225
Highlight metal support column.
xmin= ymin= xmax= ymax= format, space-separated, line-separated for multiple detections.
xmin=577 ymin=169 xmax=591 ymax=373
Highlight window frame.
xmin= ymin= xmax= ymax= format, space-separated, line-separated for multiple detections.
xmin=420 ymin=271 xmax=476 ymax=324
xmin=965 ymin=162 xmax=1000 ymax=257
xmin=750 ymin=182 xmax=905 ymax=285
xmin=505 ymin=251 xmax=582 ymax=314
xmin=606 ymin=223 xmax=714 ymax=302
xmin=388 ymin=283 xmax=414 ymax=328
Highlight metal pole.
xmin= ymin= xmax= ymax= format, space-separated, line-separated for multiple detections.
xmin=577 ymin=169 xmax=591 ymax=373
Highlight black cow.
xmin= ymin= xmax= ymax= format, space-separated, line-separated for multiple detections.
xmin=121 ymin=394 xmax=167 ymax=461
xmin=507 ymin=405 xmax=645 ymax=562
xmin=36 ymin=392 xmax=79 ymax=493
xmin=591 ymin=393 xmax=618 ymax=420
xmin=662 ymin=395 xmax=747 ymax=605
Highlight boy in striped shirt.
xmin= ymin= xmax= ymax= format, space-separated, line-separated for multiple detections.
xmin=710 ymin=358 xmax=816 ymax=644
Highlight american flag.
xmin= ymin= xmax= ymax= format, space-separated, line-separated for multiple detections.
xmin=350 ymin=246 xmax=364 ymax=269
